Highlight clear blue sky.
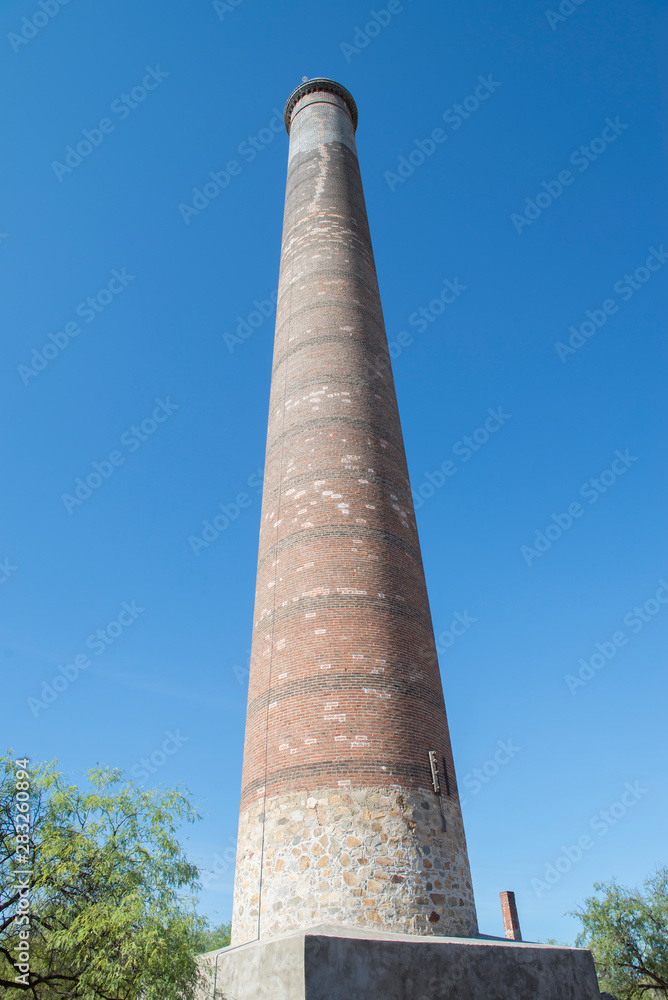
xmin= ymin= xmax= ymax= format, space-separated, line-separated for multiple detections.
xmin=2 ymin=0 xmax=666 ymax=944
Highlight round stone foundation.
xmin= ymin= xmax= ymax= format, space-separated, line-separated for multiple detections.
xmin=231 ymin=785 xmax=478 ymax=945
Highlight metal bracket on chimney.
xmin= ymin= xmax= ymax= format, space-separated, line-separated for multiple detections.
xmin=428 ymin=750 xmax=447 ymax=832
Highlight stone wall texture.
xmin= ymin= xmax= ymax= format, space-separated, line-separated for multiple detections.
xmin=232 ymin=787 xmax=477 ymax=945
xmin=231 ymin=79 xmax=478 ymax=946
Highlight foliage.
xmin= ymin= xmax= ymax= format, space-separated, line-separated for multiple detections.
xmin=190 ymin=920 xmax=232 ymax=954
xmin=0 ymin=751 xmax=212 ymax=1000
xmin=573 ymin=867 xmax=668 ymax=999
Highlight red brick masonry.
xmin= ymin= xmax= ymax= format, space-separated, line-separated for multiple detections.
xmin=500 ymin=890 xmax=522 ymax=941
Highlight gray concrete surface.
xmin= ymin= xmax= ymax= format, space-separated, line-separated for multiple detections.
xmin=197 ymin=923 xmax=600 ymax=1000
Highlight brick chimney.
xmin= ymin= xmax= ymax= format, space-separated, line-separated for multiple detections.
xmin=230 ymin=78 xmax=478 ymax=946
xmin=500 ymin=891 xmax=522 ymax=941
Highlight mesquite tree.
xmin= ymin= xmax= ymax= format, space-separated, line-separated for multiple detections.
xmin=0 ymin=753 xmax=217 ymax=1000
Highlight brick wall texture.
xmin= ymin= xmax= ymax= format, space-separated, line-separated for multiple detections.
xmin=231 ymin=79 xmax=478 ymax=945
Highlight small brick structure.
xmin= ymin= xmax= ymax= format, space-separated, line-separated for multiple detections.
xmin=499 ymin=890 xmax=522 ymax=940
xmin=231 ymin=78 xmax=477 ymax=946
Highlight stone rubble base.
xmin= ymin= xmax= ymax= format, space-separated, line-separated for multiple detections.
xmin=231 ymin=786 xmax=477 ymax=945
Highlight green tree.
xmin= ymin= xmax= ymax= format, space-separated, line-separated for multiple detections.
xmin=573 ymin=867 xmax=668 ymax=999
xmin=0 ymin=752 xmax=215 ymax=1000
xmin=190 ymin=920 xmax=232 ymax=954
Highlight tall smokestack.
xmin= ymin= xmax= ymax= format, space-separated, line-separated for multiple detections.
xmin=231 ymin=78 xmax=477 ymax=945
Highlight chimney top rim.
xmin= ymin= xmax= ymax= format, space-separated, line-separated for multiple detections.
xmin=284 ymin=78 xmax=358 ymax=135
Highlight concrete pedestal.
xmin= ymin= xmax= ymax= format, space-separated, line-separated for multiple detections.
xmin=198 ymin=923 xmax=600 ymax=1000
